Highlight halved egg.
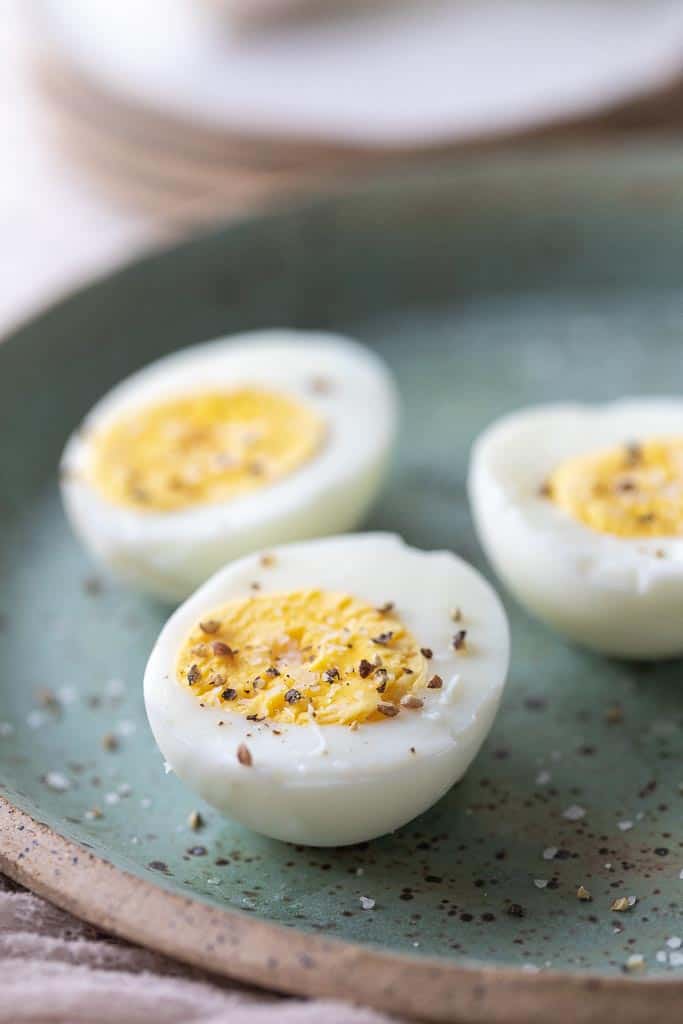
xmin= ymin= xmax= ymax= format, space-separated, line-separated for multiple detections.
xmin=144 ymin=534 xmax=509 ymax=846
xmin=469 ymin=398 xmax=683 ymax=658
xmin=60 ymin=330 xmax=398 ymax=602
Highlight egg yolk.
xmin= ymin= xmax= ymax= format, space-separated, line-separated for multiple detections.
xmin=546 ymin=437 xmax=683 ymax=537
xmin=89 ymin=388 xmax=326 ymax=512
xmin=176 ymin=590 xmax=428 ymax=725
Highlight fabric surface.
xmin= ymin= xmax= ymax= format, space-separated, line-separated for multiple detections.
xmin=0 ymin=873 xmax=399 ymax=1024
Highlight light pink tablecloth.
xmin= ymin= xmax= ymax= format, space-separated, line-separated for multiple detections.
xmin=0 ymin=873 xmax=399 ymax=1024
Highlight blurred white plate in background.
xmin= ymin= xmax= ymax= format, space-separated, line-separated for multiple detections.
xmin=36 ymin=0 xmax=683 ymax=147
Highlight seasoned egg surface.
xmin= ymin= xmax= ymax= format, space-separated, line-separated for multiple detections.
xmin=60 ymin=330 xmax=398 ymax=602
xmin=469 ymin=399 xmax=683 ymax=658
xmin=144 ymin=534 xmax=509 ymax=846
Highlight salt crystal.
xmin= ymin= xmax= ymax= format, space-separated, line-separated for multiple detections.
xmin=670 ymin=952 xmax=683 ymax=967
xmin=45 ymin=771 xmax=70 ymax=792
xmin=535 ymin=770 xmax=551 ymax=785
xmin=563 ymin=804 xmax=585 ymax=821
xmin=359 ymin=896 xmax=375 ymax=910
xmin=666 ymin=936 xmax=682 ymax=950
xmin=618 ymin=820 xmax=633 ymax=832
xmin=542 ymin=847 xmax=558 ymax=861
xmin=105 ymin=792 xmax=120 ymax=805
xmin=534 ymin=879 xmax=548 ymax=889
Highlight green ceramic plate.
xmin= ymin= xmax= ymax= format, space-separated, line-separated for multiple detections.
xmin=1 ymin=147 xmax=682 ymax=1023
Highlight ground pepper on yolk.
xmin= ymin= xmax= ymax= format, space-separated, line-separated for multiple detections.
xmin=176 ymin=590 xmax=428 ymax=726
xmin=89 ymin=388 xmax=326 ymax=512
xmin=545 ymin=437 xmax=683 ymax=538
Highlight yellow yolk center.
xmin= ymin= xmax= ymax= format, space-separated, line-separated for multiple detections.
xmin=90 ymin=388 xmax=326 ymax=512
xmin=546 ymin=437 xmax=683 ymax=537
xmin=176 ymin=590 xmax=427 ymax=726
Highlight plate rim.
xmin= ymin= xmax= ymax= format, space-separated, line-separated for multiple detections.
xmin=2 ymin=795 xmax=681 ymax=1022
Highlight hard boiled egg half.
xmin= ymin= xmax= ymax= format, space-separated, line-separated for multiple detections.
xmin=469 ymin=398 xmax=683 ymax=659
xmin=60 ymin=330 xmax=397 ymax=602
xmin=144 ymin=534 xmax=509 ymax=846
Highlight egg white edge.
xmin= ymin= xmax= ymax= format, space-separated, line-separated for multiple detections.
xmin=143 ymin=533 xmax=510 ymax=786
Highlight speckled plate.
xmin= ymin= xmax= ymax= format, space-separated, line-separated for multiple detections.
xmin=1 ymin=147 xmax=682 ymax=1023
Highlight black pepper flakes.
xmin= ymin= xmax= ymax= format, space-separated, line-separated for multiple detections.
xmin=625 ymin=441 xmax=642 ymax=466
xmin=285 ymin=688 xmax=302 ymax=704
xmin=506 ymin=903 xmax=525 ymax=918
xmin=452 ymin=629 xmax=467 ymax=651
xmin=212 ymin=640 xmax=234 ymax=656
xmin=323 ymin=667 xmax=340 ymax=682
xmin=310 ymin=376 xmax=332 ymax=395
xmin=420 ymin=647 xmax=433 ymax=659
xmin=199 ymin=620 xmax=221 ymax=634
xmin=221 ymin=688 xmax=237 ymax=701
xmin=371 ymin=632 xmax=394 ymax=646
xmin=187 ymin=664 xmax=201 ymax=685
xmin=358 ymin=659 xmax=373 ymax=678
xmin=428 ymin=675 xmax=443 ymax=689
xmin=237 ymin=743 xmax=253 ymax=767
xmin=377 ymin=701 xmax=399 ymax=718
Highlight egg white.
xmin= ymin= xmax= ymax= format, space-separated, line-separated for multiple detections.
xmin=144 ymin=533 xmax=510 ymax=846
xmin=60 ymin=330 xmax=398 ymax=602
xmin=469 ymin=398 xmax=683 ymax=659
